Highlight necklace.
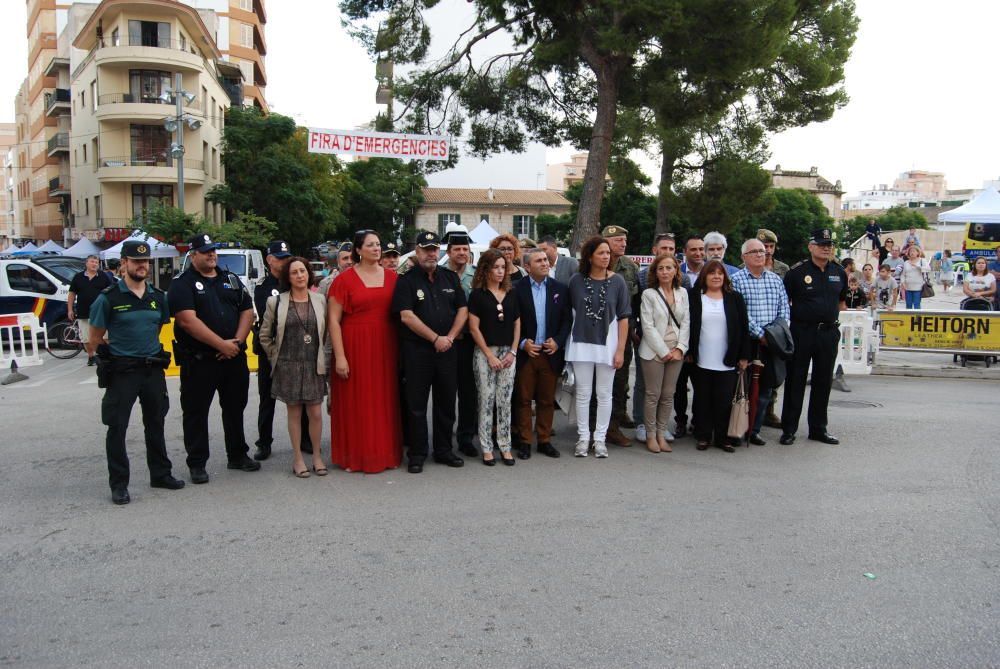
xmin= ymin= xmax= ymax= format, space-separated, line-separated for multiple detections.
xmin=289 ymin=298 xmax=314 ymax=345
xmin=583 ymin=272 xmax=609 ymax=321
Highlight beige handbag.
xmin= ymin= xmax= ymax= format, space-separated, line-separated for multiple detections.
xmin=727 ymin=370 xmax=750 ymax=440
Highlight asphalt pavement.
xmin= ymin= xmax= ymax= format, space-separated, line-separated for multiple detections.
xmin=1 ymin=355 xmax=998 ymax=667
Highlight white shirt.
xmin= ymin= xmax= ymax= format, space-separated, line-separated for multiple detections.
xmin=967 ymin=273 xmax=995 ymax=293
xmin=698 ymin=295 xmax=732 ymax=371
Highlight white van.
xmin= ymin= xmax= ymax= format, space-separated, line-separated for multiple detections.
xmin=179 ymin=244 xmax=265 ymax=293
xmin=0 ymin=255 xmax=85 ymax=343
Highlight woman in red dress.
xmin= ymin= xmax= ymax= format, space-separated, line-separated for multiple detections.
xmin=327 ymin=230 xmax=402 ymax=472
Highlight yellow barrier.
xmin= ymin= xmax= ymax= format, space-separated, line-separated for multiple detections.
xmin=159 ymin=319 xmax=259 ymax=376
xmin=878 ymin=309 xmax=1000 ymax=355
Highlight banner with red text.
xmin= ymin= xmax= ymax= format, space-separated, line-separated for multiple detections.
xmin=307 ymin=128 xmax=450 ymax=161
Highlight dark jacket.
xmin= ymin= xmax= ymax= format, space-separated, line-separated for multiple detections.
xmin=762 ymin=318 xmax=794 ymax=388
xmin=687 ymin=288 xmax=751 ymax=368
xmin=514 ymin=275 xmax=572 ymax=373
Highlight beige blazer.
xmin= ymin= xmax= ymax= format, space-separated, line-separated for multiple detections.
xmin=638 ymin=286 xmax=690 ymax=361
xmin=259 ymin=291 xmax=328 ymax=375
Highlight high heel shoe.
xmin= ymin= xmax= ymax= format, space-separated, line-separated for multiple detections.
xmin=482 ymin=456 xmax=496 ymax=466
xmin=501 ymin=453 xmax=516 ymax=466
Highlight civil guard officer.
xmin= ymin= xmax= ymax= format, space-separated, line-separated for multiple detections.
xmin=252 ymin=239 xmax=312 ymax=460
xmin=601 ymin=225 xmax=639 ymax=446
xmin=391 ymin=230 xmax=468 ymax=473
xmin=88 ymin=240 xmax=183 ymax=505
xmin=168 ymin=233 xmax=259 ymax=484
xmin=779 ymin=228 xmax=848 ymax=446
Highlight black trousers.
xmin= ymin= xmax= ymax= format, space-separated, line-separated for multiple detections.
xmin=610 ymin=338 xmax=633 ymax=424
xmin=101 ymin=366 xmax=172 ymax=491
xmin=255 ymin=348 xmax=312 ymax=450
xmin=673 ymin=361 xmax=694 ymax=427
xmin=180 ymin=354 xmax=250 ymax=468
xmin=781 ymin=323 xmax=840 ymax=436
xmin=691 ymin=366 xmax=737 ymax=445
xmin=454 ymin=334 xmax=478 ymax=448
xmin=402 ymin=340 xmax=457 ymax=463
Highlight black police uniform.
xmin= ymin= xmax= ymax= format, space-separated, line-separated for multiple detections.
xmin=391 ymin=263 xmax=467 ymax=465
xmin=168 ymin=264 xmax=254 ymax=470
xmin=780 ymin=257 xmax=848 ymax=438
xmin=252 ymin=272 xmax=312 ymax=456
xmin=89 ymin=275 xmax=175 ymax=496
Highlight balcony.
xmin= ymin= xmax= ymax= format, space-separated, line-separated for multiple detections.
xmin=44 ymin=88 xmax=71 ymax=117
xmin=96 ymin=92 xmax=197 ymax=122
xmin=46 ymin=133 xmax=69 ymax=157
xmin=97 ymin=155 xmax=204 ymax=184
xmin=48 ymin=176 xmax=70 ymax=196
xmin=76 ymin=38 xmax=208 ymax=80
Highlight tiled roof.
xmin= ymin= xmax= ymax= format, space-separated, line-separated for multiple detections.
xmin=422 ymin=188 xmax=572 ymax=207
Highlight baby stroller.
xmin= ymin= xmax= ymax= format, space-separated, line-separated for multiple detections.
xmin=954 ymin=297 xmax=996 ymax=368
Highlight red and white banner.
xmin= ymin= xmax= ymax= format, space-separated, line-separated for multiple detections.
xmin=307 ymin=128 xmax=450 ymax=161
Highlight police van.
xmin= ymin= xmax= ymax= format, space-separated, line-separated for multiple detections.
xmin=0 ymin=255 xmax=86 ymax=344
xmin=178 ymin=243 xmax=265 ymax=293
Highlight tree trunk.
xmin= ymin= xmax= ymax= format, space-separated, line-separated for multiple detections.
xmin=655 ymin=144 xmax=678 ymax=235
xmin=570 ymin=58 xmax=622 ymax=253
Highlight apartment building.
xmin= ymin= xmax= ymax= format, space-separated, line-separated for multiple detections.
xmin=13 ymin=0 xmax=267 ymax=243
xmin=545 ymin=152 xmax=609 ymax=193
xmin=69 ymin=0 xmax=233 ymax=238
xmin=0 ymin=124 xmax=18 ymax=246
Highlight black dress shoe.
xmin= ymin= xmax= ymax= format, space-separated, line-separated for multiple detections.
xmin=537 ymin=443 xmax=560 ymax=458
xmin=482 ymin=456 xmax=496 ymax=466
xmin=111 ymin=488 xmax=130 ymax=505
xmin=501 ymin=454 xmax=516 ymax=466
xmin=674 ymin=423 xmax=688 ymax=439
xmin=748 ymin=434 xmax=767 ymax=446
xmin=779 ymin=433 xmax=796 ymax=445
xmin=227 ymin=456 xmax=261 ymax=472
xmin=407 ymin=462 xmax=423 ymax=474
xmin=716 ymin=443 xmax=736 ymax=453
xmin=190 ymin=467 xmax=210 ymax=484
xmin=253 ymin=444 xmax=271 ymax=461
xmin=150 ymin=475 xmax=185 ymax=490
xmin=433 ymin=453 xmax=464 ymax=468
xmin=516 ymin=445 xmax=531 ymax=460
xmin=458 ymin=444 xmax=479 ymax=458
xmin=808 ymin=432 xmax=840 ymax=445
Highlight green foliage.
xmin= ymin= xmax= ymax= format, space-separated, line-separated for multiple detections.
xmin=877 ymin=206 xmax=931 ymax=232
xmin=207 ymin=108 xmax=349 ymax=255
xmin=137 ymin=204 xmax=278 ymax=251
xmin=745 ymin=188 xmax=833 ymax=265
xmin=136 ymin=202 xmax=203 ymax=243
xmin=211 ymin=212 xmax=279 ymax=249
xmin=342 ymin=158 xmax=427 ymax=243
xmin=535 ymin=213 xmax=574 ymax=244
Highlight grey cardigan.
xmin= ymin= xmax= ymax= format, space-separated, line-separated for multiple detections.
xmin=258 ymin=291 xmax=328 ymax=375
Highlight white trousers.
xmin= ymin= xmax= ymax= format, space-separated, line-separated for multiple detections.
xmin=572 ymin=361 xmax=615 ymax=442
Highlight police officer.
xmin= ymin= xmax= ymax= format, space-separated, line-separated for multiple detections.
xmin=391 ymin=231 xmax=468 ymax=473
xmin=779 ymin=229 xmax=848 ymax=445
xmin=168 ymin=233 xmax=258 ymax=484
xmin=88 ymin=240 xmax=183 ymax=505
xmin=252 ymin=239 xmax=312 ymax=460
xmin=380 ymin=242 xmax=401 ymax=271
xmin=601 ymin=225 xmax=639 ymax=445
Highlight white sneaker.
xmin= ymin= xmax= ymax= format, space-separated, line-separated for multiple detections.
xmin=635 ymin=424 xmax=647 ymax=441
xmin=574 ymin=440 xmax=589 ymax=457
xmin=594 ymin=441 xmax=609 ymax=458
xmin=662 ymin=429 xmax=675 ymax=442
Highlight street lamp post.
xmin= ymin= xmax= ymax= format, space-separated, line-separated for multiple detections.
xmin=162 ymin=73 xmax=201 ymax=214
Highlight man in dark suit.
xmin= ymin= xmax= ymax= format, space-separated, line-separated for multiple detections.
xmin=538 ymin=236 xmax=578 ymax=285
xmin=512 ymin=247 xmax=573 ymax=459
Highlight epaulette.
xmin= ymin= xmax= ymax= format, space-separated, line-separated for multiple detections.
xmin=790 ymin=259 xmax=807 ymax=270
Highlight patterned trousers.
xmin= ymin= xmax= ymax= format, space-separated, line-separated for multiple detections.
xmin=473 ymin=346 xmax=516 ymax=453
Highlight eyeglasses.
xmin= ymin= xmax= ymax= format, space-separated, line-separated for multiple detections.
xmin=744 ymin=250 xmax=766 ymax=256
xmin=497 ymin=246 xmax=515 ymax=253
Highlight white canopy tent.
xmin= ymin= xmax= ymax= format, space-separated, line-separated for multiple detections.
xmin=11 ymin=242 xmax=39 ymax=255
xmin=938 ymin=186 xmax=1000 ymax=226
xmin=63 ymin=237 xmax=104 ymax=258
xmin=100 ymin=230 xmax=179 ymax=260
xmin=36 ymin=239 xmax=65 ymax=253
xmin=469 ymin=219 xmax=501 ymax=245
xmin=1 ymin=243 xmax=19 ymax=254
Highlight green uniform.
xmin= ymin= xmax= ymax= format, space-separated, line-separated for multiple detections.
xmin=611 ymin=254 xmax=639 ymax=427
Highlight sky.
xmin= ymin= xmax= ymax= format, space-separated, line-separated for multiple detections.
xmin=3 ymin=0 xmax=998 ymax=195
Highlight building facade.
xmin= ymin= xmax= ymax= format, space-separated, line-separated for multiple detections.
xmin=0 ymin=124 xmax=18 ymax=246
xmin=69 ymin=0 xmax=232 ymax=240
xmin=843 ymin=184 xmax=920 ymax=212
xmin=893 ymin=169 xmax=946 ymax=202
xmin=545 ymin=152 xmax=610 ymax=193
xmin=770 ymin=165 xmax=844 ymax=221
xmin=416 ymin=188 xmax=572 ymax=240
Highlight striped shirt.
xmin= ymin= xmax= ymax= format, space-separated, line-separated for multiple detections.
xmin=731 ymin=268 xmax=789 ymax=339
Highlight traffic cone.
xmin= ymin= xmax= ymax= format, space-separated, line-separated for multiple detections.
xmin=831 ymin=364 xmax=850 ymax=393
xmin=1 ymin=360 xmax=29 ymax=385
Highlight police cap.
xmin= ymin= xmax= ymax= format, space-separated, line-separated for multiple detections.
xmin=187 ymin=233 xmax=219 ymax=253
xmin=383 ymin=242 xmax=401 ymax=256
xmin=266 ymin=239 xmax=291 ymax=258
xmin=415 ymin=231 xmax=441 ymax=248
xmin=121 ymin=240 xmax=151 ymax=259
xmin=809 ymin=228 xmax=834 ymax=245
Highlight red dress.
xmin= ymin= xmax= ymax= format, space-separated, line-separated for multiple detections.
xmin=328 ymin=267 xmax=402 ymax=473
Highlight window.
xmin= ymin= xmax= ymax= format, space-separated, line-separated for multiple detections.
xmin=82 ymin=144 xmax=87 ymax=163
xmin=5 ymin=264 xmax=57 ymax=295
xmin=479 ymin=214 xmax=490 ymax=225
xmin=111 ymin=28 xmax=119 ymax=46
xmin=90 ymin=81 xmax=97 ymax=111
xmin=92 ymin=139 xmax=99 ymax=172
xmin=130 ymin=124 xmax=171 ymax=165
xmin=129 ymin=70 xmax=172 ymax=104
xmin=80 ymin=89 xmax=85 ymax=109
xmin=128 ymin=20 xmax=170 ymax=48
xmin=238 ymin=60 xmax=253 ymax=84
xmin=240 ymin=23 xmax=254 ymax=48
xmin=211 ymin=147 xmax=218 ymax=179
xmin=132 ymin=184 xmax=173 ymax=222
xmin=239 ymin=0 xmax=253 ymax=9
xmin=180 ymin=33 xmax=186 ymax=51
xmin=201 ymin=85 xmax=207 ymax=114
xmin=513 ymin=215 xmax=535 ymax=238
xmin=437 ymin=213 xmax=460 ymax=236
xmin=94 ymin=195 xmax=101 ymax=225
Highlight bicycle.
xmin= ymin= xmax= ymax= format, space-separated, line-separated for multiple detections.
xmin=46 ymin=319 xmax=85 ymax=359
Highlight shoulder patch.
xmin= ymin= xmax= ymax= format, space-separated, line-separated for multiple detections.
xmin=790 ymin=260 xmax=807 ymax=270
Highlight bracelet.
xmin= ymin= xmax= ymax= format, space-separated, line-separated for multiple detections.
xmin=433 ymin=335 xmax=440 ymax=343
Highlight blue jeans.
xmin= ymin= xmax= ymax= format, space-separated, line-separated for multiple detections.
xmin=904 ymin=290 xmax=922 ymax=309
xmin=751 ymin=385 xmax=772 ymax=436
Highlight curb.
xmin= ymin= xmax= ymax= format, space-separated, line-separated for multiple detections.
xmin=871 ymin=365 xmax=1000 ymax=380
